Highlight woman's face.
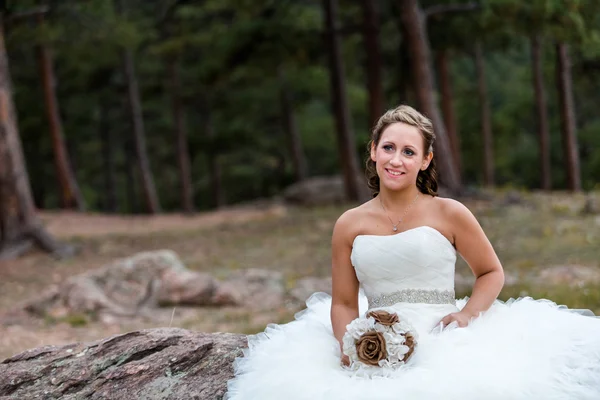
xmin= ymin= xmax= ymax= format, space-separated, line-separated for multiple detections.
xmin=370 ymin=122 xmax=432 ymax=192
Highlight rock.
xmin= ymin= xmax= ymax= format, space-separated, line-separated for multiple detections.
xmin=282 ymin=176 xmax=370 ymax=206
xmin=0 ymin=328 xmax=246 ymax=400
xmin=14 ymin=250 xmax=239 ymax=323
xmin=157 ymin=268 xmax=237 ymax=307
xmin=289 ymin=277 xmax=332 ymax=303
xmin=222 ymin=269 xmax=286 ymax=311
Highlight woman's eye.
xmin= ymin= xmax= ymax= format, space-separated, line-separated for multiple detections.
xmin=403 ymin=148 xmax=415 ymax=156
xmin=383 ymin=145 xmax=393 ymax=151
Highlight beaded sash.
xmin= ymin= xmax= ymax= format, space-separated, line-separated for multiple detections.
xmin=367 ymin=288 xmax=456 ymax=308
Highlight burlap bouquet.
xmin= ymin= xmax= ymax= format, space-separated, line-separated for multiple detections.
xmin=342 ymin=309 xmax=417 ymax=372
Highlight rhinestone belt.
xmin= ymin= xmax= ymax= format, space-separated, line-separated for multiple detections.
xmin=367 ymin=288 xmax=456 ymax=308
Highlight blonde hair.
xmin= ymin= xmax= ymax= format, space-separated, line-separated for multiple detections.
xmin=365 ymin=105 xmax=438 ymax=197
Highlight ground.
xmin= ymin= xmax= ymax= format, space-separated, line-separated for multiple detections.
xmin=1 ymin=191 xmax=599 ymax=360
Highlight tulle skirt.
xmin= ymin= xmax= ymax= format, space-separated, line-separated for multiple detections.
xmin=226 ymin=292 xmax=600 ymax=400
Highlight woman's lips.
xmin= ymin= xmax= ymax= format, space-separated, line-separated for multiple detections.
xmin=385 ymin=168 xmax=405 ymax=178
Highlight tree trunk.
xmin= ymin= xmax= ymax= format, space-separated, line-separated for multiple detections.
xmin=360 ymin=0 xmax=385 ymax=129
xmin=116 ymin=0 xmax=160 ymax=214
xmin=323 ymin=0 xmax=362 ymax=201
xmin=0 ymin=18 xmax=70 ymax=260
xmin=99 ymin=100 xmax=117 ymax=212
xmin=205 ymin=108 xmax=224 ymax=209
xmin=36 ymin=15 xmax=85 ymax=211
xmin=121 ymin=49 xmax=161 ymax=213
xmin=167 ymin=57 xmax=194 ymax=213
xmin=278 ymin=66 xmax=308 ymax=182
xmin=474 ymin=42 xmax=494 ymax=187
xmin=436 ymin=49 xmax=461 ymax=177
xmin=397 ymin=0 xmax=461 ymax=193
xmin=555 ymin=42 xmax=581 ymax=192
xmin=530 ymin=35 xmax=551 ymax=190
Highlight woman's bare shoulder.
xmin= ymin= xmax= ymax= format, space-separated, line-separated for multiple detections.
xmin=333 ymin=200 xmax=376 ymax=242
xmin=434 ymin=197 xmax=474 ymax=219
xmin=433 ymin=196 xmax=481 ymax=234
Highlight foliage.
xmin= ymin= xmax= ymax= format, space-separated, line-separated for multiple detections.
xmin=4 ymin=0 xmax=600 ymax=212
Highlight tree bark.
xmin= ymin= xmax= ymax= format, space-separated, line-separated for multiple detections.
xmin=167 ymin=57 xmax=194 ymax=213
xmin=121 ymin=48 xmax=161 ymax=213
xmin=278 ymin=66 xmax=308 ymax=182
xmin=116 ymin=0 xmax=161 ymax=214
xmin=360 ymin=0 xmax=385 ymax=129
xmin=436 ymin=49 xmax=461 ymax=177
xmin=36 ymin=14 xmax=85 ymax=211
xmin=0 ymin=18 xmax=70 ymax=260
xmin=397 ymin=0 xmax=461 ymax=193
xmin=323 ymin=0 xmax=362 ymax=201
xmin=474 ymin=42 xmax=494 ymax=187
xmin=531 ymin=35 xmax=551 ymax=190
xmin=555 ymin=42 xmax=581 ymax=191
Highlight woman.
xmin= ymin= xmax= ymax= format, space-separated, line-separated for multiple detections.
xmin=226 ymin=105 xmax=600 ymax=400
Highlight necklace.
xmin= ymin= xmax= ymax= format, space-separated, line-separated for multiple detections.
xmin=379 ymin=193 xmax=420 ymax=232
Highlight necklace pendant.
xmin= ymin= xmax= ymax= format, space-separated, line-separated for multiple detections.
xmin=392 ymin=226 xmax=398 ymax=232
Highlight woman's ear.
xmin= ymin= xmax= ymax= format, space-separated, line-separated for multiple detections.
xmin=370 ymin=142 xmax=376 ymax=162
xmin=421 ymin=151 xmax=433 ymax=170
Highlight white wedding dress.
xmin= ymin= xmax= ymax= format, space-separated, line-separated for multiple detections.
xmin=226 ymin=226 xmax=600 ymax=400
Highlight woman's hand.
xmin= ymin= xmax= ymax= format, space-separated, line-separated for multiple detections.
xmin=439 ymin=310 xmax=477 ymax=329
xmin=341 ymin=353 xmax=350 ymax=367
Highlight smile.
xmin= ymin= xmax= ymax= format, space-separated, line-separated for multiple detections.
xmin=385 ymin=169 xmax=405 ymax=177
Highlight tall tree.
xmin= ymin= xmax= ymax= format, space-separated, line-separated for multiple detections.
xmin=167 ymin=57 xmax=194 ymax=213
xmin=435 ymin=49 xmax=461 ymax=176
xmin=397 ymin=0 xmax=461 ymax=192
xmin=474 ymin=42 xmax=494 ymax=186
xmin=0 ymin=16 xmax=69 ymax=260
xmin=323 ymin=0 xmax=362 ymax=201
xmin=35 ymin=13 xmax=86 ymax=211
xmin=159 ymin=3 xmax=195 ymax=213
xmin=555 ymin=42 xmax=581 ymax=191
xmin=360 ymin=0 xmax=384 ymax=129
xmin=530 ymin=34 xmax=551 ymax=190
xmin=116 ymin=0 xmax=161 ymax=213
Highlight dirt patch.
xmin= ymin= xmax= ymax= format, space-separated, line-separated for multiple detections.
xmin=39 ymin=204 xmax=287 ymax=239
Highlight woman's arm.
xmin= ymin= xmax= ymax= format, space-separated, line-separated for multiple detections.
xmin=440 ymin=200 xmax=505 ymax=327
xmin=330 ymin=211 xmax=360 ymax=362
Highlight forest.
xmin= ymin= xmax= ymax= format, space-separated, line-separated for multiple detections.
xmin=2 ymin=0 xmax=599 ymax=217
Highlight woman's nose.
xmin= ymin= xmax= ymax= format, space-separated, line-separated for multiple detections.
xmin=390 ymin=153 xmax=403 ymax=166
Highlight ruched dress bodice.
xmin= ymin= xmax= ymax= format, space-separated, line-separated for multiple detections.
xmin=351 ymin=226 xmax=457 ymax=317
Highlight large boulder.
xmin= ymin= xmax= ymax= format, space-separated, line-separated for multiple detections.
xmin=13 ymin=250 xmax=239 ymax=323
xmin=0 ymin=329 xmax=246 ymax=400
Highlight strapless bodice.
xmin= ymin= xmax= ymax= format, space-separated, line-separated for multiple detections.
xmin=351 ymin=226 xmax=457 ymax=308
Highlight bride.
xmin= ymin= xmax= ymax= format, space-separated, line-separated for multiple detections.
xmin=226 ymin=105 xmax=600 ymax=400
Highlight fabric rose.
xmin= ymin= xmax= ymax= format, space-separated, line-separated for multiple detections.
xmin=367 ymin=310 xmax=399 ymax=326
xmin=403 ymin=332 xmax=416 ymax=361
xmin=355 ymin=331 xmax=387 ymax=366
